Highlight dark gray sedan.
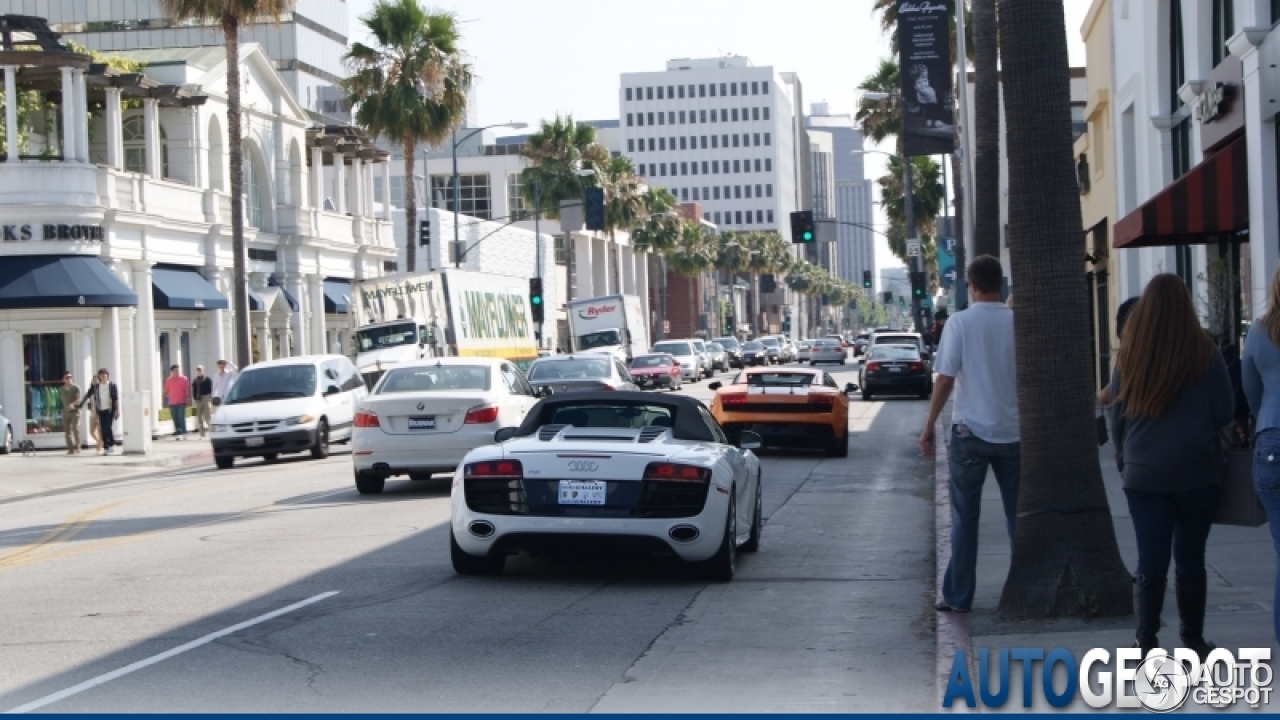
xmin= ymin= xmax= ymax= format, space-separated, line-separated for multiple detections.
xmin=526 ymin=354 xmax=640 ymax=393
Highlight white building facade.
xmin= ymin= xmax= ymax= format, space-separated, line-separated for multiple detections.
xmin=805 ymin=105 xmax=875 ymax=289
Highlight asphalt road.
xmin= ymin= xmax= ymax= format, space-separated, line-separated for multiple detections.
xmin=0 ymin=360 xmax=937 ymax=713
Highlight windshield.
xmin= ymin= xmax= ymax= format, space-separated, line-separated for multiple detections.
xmin=576 ymin=329 xmax=622 ymax=351
xmin=743 ymin=342 xmax=763 ymax=351
xmin=714 ymin=337 xmax=740 ymax=349
xmin=528 ymin=357 xmax=612 ymax=381
xmin=631 ymin=355 xmax=672 ymax=368
xmin=225 ymin=364 xmax=316 ymax=404
xmin=870 ymin=346 xmax=921 ymax=361
xmin=652 ymin=342 xmax=692 ymax=356
xmin=376 ymin=365 xmax=491 ymax=394
xmin=759 ymin=337 xmax=780 ymax=347
xmin=875 ymin=335 xmax=918 ymax=347
xmin=356 ymin=322 xmax=418 ymax=352
xmin=739 ymin=371 xmax=817 ymax=387
xmin=545 ymin=402 xmax=674 ymax=430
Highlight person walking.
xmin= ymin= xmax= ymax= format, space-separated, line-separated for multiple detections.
xmin=1110 ymin=274 xmax=1232 ymax=660
xmin=1097 ymin=297 xmax=1140 ymax=407
xmin=211 ymin=359 xmax=238 ymax=407
xmin=164 ymin=365 xmax=191 ymax=440
xmin=918 ymin=255 xmax=1020 ymax=613
xmin=79 ymin=375 xmax=104 ymax=455
xmin=191 ymin=365 xmax=213 ymax=438
xmin=59 ymin=372 xmax=82 ymax=454
xmin=1241 ymin=264 xmax=1280 ymax=646
xmin=89 ymin=368 xmax=119 ymax=454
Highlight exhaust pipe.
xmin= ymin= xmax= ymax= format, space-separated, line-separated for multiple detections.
xmin=668 ymin=525 xmax=700 ymax=543
xmin=468 ymin=520 xmax=496 ymax=538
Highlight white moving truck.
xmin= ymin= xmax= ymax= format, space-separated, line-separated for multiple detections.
xmin=565 ymin=294 xmax=648 ymax=363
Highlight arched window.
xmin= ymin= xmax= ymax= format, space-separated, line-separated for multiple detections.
xmin=244 ymin=144 xmax=263 ymax=229
xmin=122 ymin=115 xmax=168 ymax=177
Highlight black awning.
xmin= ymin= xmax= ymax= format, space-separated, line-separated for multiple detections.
xmin=324 ymin=278 xmax=351 ymax=313
xmin=152 ymin=266 xmax=228 ymax=310
xmin=0 ymin=255 xmax=137 ymax=309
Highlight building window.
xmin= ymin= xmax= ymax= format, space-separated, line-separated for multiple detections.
xmin=122 ymin=115 xmax=169 ymax=177
xmin=681 ymin=188 xmax=689 ymax=201
xmin=679 ymin=137 xmax=687 ymax=150
xmin=658 ymin=113 xmax=665 ymax=126
xmin=730 ymin=82 xmax=738 ymax=96
xmin=431 ymin=173 xmax=491 ymax=219
xmin=700 ymin=110 xmax=707 ymax=123
xmin=1170 ymin=0 xmax=1191 ymax=179
xmin=244 ymin=145 xmax=263 ymax=228
xmin=668 ymin=85 xmax=674 ymax=98
xmin=679 ymin=110 xmax=686 ymax=124
xmin=648 ymin=138 xmax=655 ymax=151
xmin=763 ymin=107 xmax=770 ymax=120
xmin=668 ymin=112 xmax=675 ymax=124
xmin=736 ymin=211 xmax=743 ymax=223
xmin=757 ymin=210 xmax=764 ymax=223
xmin=714 ymin=187 xmax=721 ymax=200
xmin=714 ymin=211 xmax=722 ymax=224
xmin=627 ymin=139 xmax=635 ymax=152
xmin=388 ymin=174 xmax=405 ymax=209
xmin=753 ymin=159 xmax=761 ymax=172
xmin=647 ymin=112 xmax=654 ymax=125
xmin=692 ymin=188 xmax=700 ymax=201
xmin=710 ymin=135 xmax=718 ymax=149
xmin=765 ymin=159 xmax=772 ymax=171
xmin=712 ymin=160 xmax=719 ymax=173
xmin=766 ymin=183 xmax=773 ymax=197
xmin=1212 ymin=0 xmax=1235 ymax=66
xmin=767 ymin=209 xmax=774 ymax=223
xmin=23 ymin=333 xmax=70 ymax=434
xmin=733 ymin=160 xmax=741 ymax=173
xmin=626 ymin=88 xmax=633 ymax=101
xmin=691 ymin=161 xmax=699 ymax=175
xmin=700 ymin=136 xmax=707 ymax=149
xmin=627 ymin=113 xmax=633 ymax=126
xmin=745 ymin=210 xmax=753 ymax=225
xmin=657 ymin=86 xmax=664 ymax=100
xmin=762 ymin=82 xmax=769 ymax=95
xmin=508 ymin=173 xmax=530 ymax=217
xmin=659 ymin=137 xmax=666 ymax=151
xmin=646 ymin=87 xmax=653 ymax=100
xmin=733 ymin=134 xmax=740 ymax=148
xmin=732 ymin=108 xmax=739 ymax=122
xmin=649 ymin=164 xmax=656 ymax=176
xmin=700 ymin=84 xmax=707 ymax=97
xmin=744 ymin=184 xmax=752 ymax=198
xmin=740 ymin=82 xmax=748 ymax=95
xmin=701 ymin=161 xmax=709 ymax=174
xmin=754 ymin=133 xmax=761 ymax=146
xmin=678 ymin=85 xmax=685 ymax=99
xmin=735 ymin=186 xmax=742 ymax=199
xmin=755 ymin=184 xmax=762 ymax=197
xmin=720 ymin=82 xmax=727 ymax=95
xmin=681 ymin=162 xmax=689 ymax=175
xmin=751 ymin=107 xmax=759 ymax=121
xmin=764 ymin=132 xmax=772 ymax=146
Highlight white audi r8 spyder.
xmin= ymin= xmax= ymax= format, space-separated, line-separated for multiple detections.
xmin=449 ymin=392 xmax=763 ymax=581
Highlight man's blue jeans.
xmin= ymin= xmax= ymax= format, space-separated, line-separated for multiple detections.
xmin=942 ymin=426 xmax=1021 ymax=611
xmin=1254 ymin=429 xmax=1280 ymax=645
xmin=168 ymin=404 xmax=187 ymax=436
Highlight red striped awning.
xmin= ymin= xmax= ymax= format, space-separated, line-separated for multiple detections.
xmin=1113 ymin=134 xmax=1249 ymax=249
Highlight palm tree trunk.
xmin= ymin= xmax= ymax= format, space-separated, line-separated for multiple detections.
xmin=223 ymin=12 xmax=251 ymax=370
xmin=972 ymin=0 xmax=1001 ymax=259
xmin=996 ymin=0 xmax=1131 ymax=620
xmin=950 ymin=150 xmax=967 ymax=308
xmin=403 ymin=138 xmax=417 ymax=273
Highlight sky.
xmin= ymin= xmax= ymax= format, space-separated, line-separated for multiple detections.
xmin=347 ymin=0 xmax=1092 ymax=275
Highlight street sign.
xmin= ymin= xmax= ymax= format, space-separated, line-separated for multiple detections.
xmin=662 ymin=320 xmax=670 ymax=333
xmin=942 ymin=236 xmax=956 ymax=254
xmin=906 ymin=241 xmax=921 ymax=258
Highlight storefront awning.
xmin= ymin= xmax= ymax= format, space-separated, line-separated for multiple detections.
xmin=268 ymin=277 xmax=300 ymax=312
xmin=324 ymin=279 xmax=351 ymax=313
xmin=1114 ymin=135 xmax=1249 ymax=249
xmin=0 ymin=255 xmax=137 ymax=309
xmin=151 ymin=266 xmax=228 ymax=310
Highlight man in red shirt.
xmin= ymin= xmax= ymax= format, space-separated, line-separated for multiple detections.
xmin=163 ymin=365 xmax=191 ymax=440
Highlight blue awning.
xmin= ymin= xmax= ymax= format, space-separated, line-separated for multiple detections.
xmin=268 ymin=276 xmax=300 ymax=312
xmin=151 ymin=266 xmax=228 ymax=310
xmin=249 ymin=293 xmax=264 ymax=312
xmin=323 ymin=278 xmax=351 ymax=313
xmin=0 ymin=255 xmax=137 ymax=309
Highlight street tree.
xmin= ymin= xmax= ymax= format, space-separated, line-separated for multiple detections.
xmin=996 ymin=0 xmax=1132 ymax=619
xmin=972 ymin=0 xmax=1002 ymax=258
xmin=855 ymin=60 xmax=902 ymax=151
xmin=663 ymin=222 xmax=718 ymax=333
xmin=518 ymin=116 xmax=610 ymax=219
xmin=157 ymin=0 xmax=298 ymax=369
xmin=343 ymin=0 xmax=470 ymax=275
xmin=878 ymin=155 xmax=944 ymax=263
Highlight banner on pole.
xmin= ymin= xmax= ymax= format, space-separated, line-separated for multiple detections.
xmin=897 ymin=0 xmax=956 ymax=157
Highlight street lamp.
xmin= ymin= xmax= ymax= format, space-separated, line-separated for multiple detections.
xmin=451 ymin=122 xmax=528 ymax=268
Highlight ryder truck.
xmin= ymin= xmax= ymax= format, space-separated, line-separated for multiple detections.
xmin=565 ymin=294 xmax=648 ymax=363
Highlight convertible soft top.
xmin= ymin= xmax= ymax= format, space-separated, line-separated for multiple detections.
xmin=512 ymin=391 xmax=717 ymax=443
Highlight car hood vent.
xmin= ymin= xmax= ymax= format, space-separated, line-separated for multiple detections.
xmin=637 ymin=426 xmax=669 ymax=443
xmin=538 ymin=424 xmax=569 ymax=441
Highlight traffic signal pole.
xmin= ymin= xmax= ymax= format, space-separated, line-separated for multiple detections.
xmin=903 ymin=160 xmax=925 ymax=333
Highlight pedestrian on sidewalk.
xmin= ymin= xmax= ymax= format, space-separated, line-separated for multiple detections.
xmin=79 ymin=375 xmax=104 ymax=455
xmin=191 ymin=365 xmax=213 ymax=438
xmin=1240 ymin=264 xmax=1280 ymax=646
xmin=211 ymin=359 xmax=238 ymax=407
xmin=59 ymin=372 xmax=81 ymax=454
xmin=164 ymin=365 xmax=191 ymax=440
xmin=89 ymin=369 xmax=119 ymax=454
xmin=918 ymin=255 xmax=1020 ymax=614
xmin=1097 ymin=297 xmax=1139 ymax=407
xmin=1110 ymin=273 xmax=1232 ymax=660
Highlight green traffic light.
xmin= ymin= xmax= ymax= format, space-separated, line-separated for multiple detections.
xmin=803 ymin=231 xmax=813 ymax=241
xmin=531 ymin=296 xmax=542 ymax=305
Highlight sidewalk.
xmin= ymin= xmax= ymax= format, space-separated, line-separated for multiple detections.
xmin=0 ymin=437 xmax=213 ymax=501
xmin=935 ymin=431 xmax=1276 ymax=711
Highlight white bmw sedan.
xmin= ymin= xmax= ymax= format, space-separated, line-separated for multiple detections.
xmin=450 ymin=392 xmax=763 ymax=581
xmin=352 ymin=358 xmax=542 ymax=494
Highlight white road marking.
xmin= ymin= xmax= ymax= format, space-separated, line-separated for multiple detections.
xmin=5 ymin=591 xmax=339 ymax=714
xmin=848 ymin=401 xmax=884 ymax=433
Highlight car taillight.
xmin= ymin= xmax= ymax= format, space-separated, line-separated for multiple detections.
xmin=464 ymin=459 xmax=523 ymax=479
xmin=866 ymin=362 xmax=881 ymax=372
xmin=809 ymin=394 xmax=836 ymax=407
xmin=721 ymin=393 xmax=748 ymax=407
xmin=597 ymin=383 xmax=616 ymax=391
xmin=463 ymin=404 xmax=500 ymax=424
xmin=643 ymin=462 xmax=709 ymax=483
xmin=354 ymin=410 xmax=379 ymax=428
xmin=909 ymin=361 xmax=924 ymax=371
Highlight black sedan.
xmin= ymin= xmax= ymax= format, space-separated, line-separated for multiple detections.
xmin=740 ymin=341 xmax=769 ymax=366
xmin=859 ymin=345 xmax=932 ymax=400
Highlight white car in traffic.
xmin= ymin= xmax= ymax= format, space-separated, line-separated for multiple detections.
xmin=352 ymin=358 xmax=542 ymax=494
xmin=450 ymin=391 xmax=763 ymax=580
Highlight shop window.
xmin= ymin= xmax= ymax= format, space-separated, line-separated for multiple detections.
xmin=122 ymin=115 xmax=169 ymax=178
xmin=24 ymin=333 xmax=69 ymax=434
xmin=1212 ymin=0 xmax=1234 ymax=66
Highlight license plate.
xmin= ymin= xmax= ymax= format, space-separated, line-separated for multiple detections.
xmin=244 ymin=436 xmax=264 ymax=447
xmin=408 ymin=416 xmax=437 ymax=430
xmin=558 ymin=480 xmax=606 ymax=506
xmin=888 ymin=366 xmax=903 ymax=373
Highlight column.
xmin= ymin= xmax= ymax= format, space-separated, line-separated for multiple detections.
xmin=0 ymin=331 xmax=22 ymax=443
xmin=574 ymin=233 xmax=593 ymax=299
xmin=349 ymin=158 xmax=364 ymax=217
xmin=622 ymin=247 xmax=636 ymax=295
xmin=381 ymin=160 xmax=392 ymax=220
xmin=591 ymin=236 xmax=608 ymax=298
xmin=311 ymin=147 xmax=325 ymax=210
xmin=613 ymin=242 xmax=625 ymax=295
xmin=286 ymin=273 xmax=307 ymax=355
xmin=58 ymin=67 xmax=76 ymax=163
xmin=636 ymin=252 xmax=650 ymax=336
xmin=143 ymin=98 xmax=161 ymax=178
xmin=190 ymin=107 xmax=206 ymax=188
xmin=131 ymin=262 xmax=158 ymax=421
xmin=334 ymin=154 xmax=348 ymax=214
xmin=104 ymin=87 xmax=123 ymax=169
xmin=73 ymin=69 xmax=89 ymax=163
xmin=1231 ymin=28 xmax=1278 ymax=319
xmin=309 ymin=275 xmax=326 ymax=354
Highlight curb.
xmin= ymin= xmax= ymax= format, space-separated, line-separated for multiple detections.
xmin=935 ymin=420 xmax=974 ymax=707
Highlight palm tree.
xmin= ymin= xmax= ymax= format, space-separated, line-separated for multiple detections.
xmin=663 ymin=222 xmax=718 ymax=336
xmin=855 ymin=60 xmax=902 ymax=151
xmin=630 ymin=187 xmax=680 ymax=254
xmin=519 ymin=115 xmax=610 ymax=219
xmin=343 ymin=0 xmax=471 ymax=275
xmin=157 ymin=0 xmax=297 ymax=369
xmin=996 ymin=0 xmax=1131 ymax=619
xmin=972 ymin=0 xmax=1001 ymax=258
xmin=878 ymin=156 xmax=944 ymax=263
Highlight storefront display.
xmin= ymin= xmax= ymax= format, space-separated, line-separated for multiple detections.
xmin=23 ymin=333 xmax=68 ymax=434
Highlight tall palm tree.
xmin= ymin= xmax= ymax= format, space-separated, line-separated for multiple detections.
xmin=996 ymin=0 xmax=1131 ymax=619
xmin=663 ymin=222 xmax=717 ymax=336
xmin=855 ymin=60 xmax=902 ymax=152
xmin=972 ymin=0 xmax=1001 ymax=258
xmin=157 ymin=0 xmax=297 ymax=369
xmin=878 ymin=156 xmax=944 ymax=263
xmin=343 ymin=0 xmax=471 ymax=275
xmin=519 ymin=115 xmax=610 ymax=219
xmin=630 ymin=187 xmax=680 ymax=254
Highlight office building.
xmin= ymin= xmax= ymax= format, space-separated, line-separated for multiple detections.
xmin=805 ymin=104 xmax=875 ymax=288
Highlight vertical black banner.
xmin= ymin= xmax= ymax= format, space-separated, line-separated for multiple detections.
xmin=898 ymin=0 xmax=956 ymax=157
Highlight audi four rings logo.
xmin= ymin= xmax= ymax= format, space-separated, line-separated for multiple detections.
xmin=567 ymin=461 xmax=598 ymax=472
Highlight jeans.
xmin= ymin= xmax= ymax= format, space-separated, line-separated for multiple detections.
xmin=97 ymin=410 xmax=116 ymax=449
xmin=168 ymin=404 xmax=187 ymax=436
xmin=1123 ymin=485 xmax=1218 ymax=589
xmin=942 ymin=426 xmax=1021 ymax=611
xmin=1253 ymin=429 xmax=1280 ymax=645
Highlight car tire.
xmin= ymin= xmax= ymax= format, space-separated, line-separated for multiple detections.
xmin=695 ymin=494 xmax=737 ymax=582
xmin=263 ymin=453 xmax=278 ymax=463
xmin=215 ymin=455 xmax=234 ymax=470
xmin=827 ymin=427 xmax=849 ymax=458
xmin=310 ymin=420 xmax=330 ymax=460
xmin=450 ymin=528 xmax=505 ymax=575
xmin=741 ymin=478 xmax=763 ymax=553
xmin=919 ymin=386 xmax=932 ymax=400
xmin=861 ymin=389 xmax=872 ymax=402
xmin=355 ymin=470 xmax=385 ymax=494
xmin=0 ymin=426 xmax=10 ymax=455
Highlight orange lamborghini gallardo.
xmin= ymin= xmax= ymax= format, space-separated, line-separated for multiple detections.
xmin=708 ymin=368 xmax=850 ymax=457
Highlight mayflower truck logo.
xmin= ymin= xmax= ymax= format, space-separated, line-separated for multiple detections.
xmin=458 ymin=290 xmax=529 ymax=340
xmin=577 ymin=303 xmax=617 ymax=319
xmin=360 ymin=281 xmax=431 ymax=306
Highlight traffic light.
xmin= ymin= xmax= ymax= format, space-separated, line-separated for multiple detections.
xmin=529 ymin=277 xmax=544 ymax=323
xmin=584 ymin=187 xmax=605 ymax=231
xmin=418 ymin=219 xmax=430 ymax=246
xmin=862 ymin=269 xmax=872 ymax=289
xmin=760 ymin=274 xmax=776 ymax=293
xmin=783 ymin=317 xmax=791 ymax=332
xmin=724 ymin=315 xmax=734 ymax=334
xmin=910 ymin=271 xmax=927 ymax=299
xmin=883 ymin=291 xmax=892 ymax=304
xmin=789 ymin=210 xmax=815 ymax=243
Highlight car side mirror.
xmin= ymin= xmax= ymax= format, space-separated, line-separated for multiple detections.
xmin=324 ymin=385 xmax=341 ymax=396
xmin=845 ymin=382 xmax=859 ymax=394
xmin=536 ymin=385 xmax=554 ymax=398
xmin=738 ymin=430 xmax=763 ymax=450
xmin=493 ymin=427 xmax=518 ymax=443
xmin=708 ymin=381 xmax=722 ymax=391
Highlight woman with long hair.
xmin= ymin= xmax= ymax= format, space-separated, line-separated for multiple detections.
xmin=1241 ymin=265 xmax=1280 ymax=645
xmin=1110 ymin=274 xmax=1233 ymax=659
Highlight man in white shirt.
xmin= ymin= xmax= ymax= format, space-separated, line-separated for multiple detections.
xmin=211 ymin=359 xmax=238 ymax=404
xmin=918 ymin=256 xmax=1020 ymax=613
